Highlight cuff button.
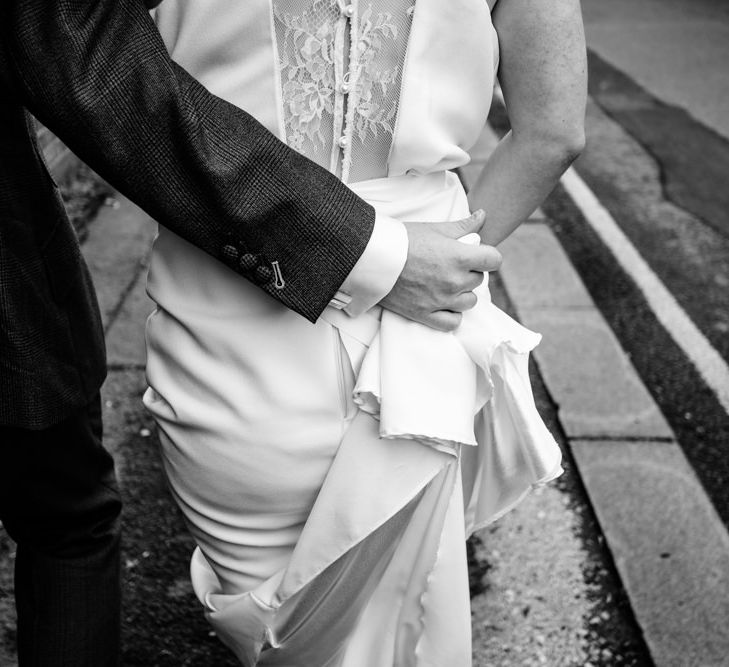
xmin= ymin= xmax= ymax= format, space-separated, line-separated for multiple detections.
xmin=222 ymin=244 xmax=239 ymax=263
xmin=254 ymin=265 xmax=273 ymax=284
xmin=239 ymin=252 xmax=259 ymax=272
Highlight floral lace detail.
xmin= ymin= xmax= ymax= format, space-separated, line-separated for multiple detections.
xmin=350 ymin=6 xmax=400 ymax=144
xmin=275 ymin=2 xmax=339 ymax=154
xmin=273 ymin=0 xmax=414 ymax=177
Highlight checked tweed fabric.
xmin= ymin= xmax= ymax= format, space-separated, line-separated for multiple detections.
xmin=0 ymin=0 xmax=375 ymax=429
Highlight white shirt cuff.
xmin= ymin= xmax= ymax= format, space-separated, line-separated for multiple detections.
xmin=328 ymin=213 xmax=408 ymax=317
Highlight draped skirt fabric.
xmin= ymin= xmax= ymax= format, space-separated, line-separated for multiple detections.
xmin=143 ymin=171 xmax=560 ymax=666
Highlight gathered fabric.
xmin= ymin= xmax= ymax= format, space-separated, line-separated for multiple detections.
xmin=325 ymin=172 xmax=562 ymax=531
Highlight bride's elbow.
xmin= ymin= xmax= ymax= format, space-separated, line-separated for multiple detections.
xmin=553 ymin=132 xmax=585 ymax=170
xmin=523 ymin=124 xmax=586 ymax=169
xmin=559 ymin=127 xmax=586 ymax=162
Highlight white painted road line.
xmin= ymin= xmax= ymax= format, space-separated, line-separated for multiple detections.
xmin=561 ymin=167 xmax=729 ymax=416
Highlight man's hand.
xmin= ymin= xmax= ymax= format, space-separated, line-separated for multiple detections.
xmin=380 ymin=210 xmax=502 ymax=331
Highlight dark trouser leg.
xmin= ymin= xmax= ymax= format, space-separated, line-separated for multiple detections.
xmin=0 ymin=396 xmax=122 ymax=666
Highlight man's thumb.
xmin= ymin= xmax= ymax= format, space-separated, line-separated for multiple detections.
xmin=436 ymin=209 xmax=485 ymax=239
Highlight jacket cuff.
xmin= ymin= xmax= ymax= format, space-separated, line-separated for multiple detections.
xmin=328 ymin=213 xmax=408 ymax=317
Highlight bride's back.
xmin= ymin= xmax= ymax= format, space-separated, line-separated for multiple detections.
xmin=273 ymin=0 xmax=414 ymax=182
xmin=153 ymin=0 xmax=498 ymax=182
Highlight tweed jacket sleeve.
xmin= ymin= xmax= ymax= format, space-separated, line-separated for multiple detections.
xmin=3 ymin=0 xmax=377 ymax=322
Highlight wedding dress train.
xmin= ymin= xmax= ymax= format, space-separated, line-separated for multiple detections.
xmin=145 ymin=2 xmax=562 ymax=664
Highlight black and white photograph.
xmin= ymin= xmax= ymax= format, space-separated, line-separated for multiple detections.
xmin=0 ymin=0 xmax=727 ymax=665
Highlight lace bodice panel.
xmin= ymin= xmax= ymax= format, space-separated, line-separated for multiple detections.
xmin=273 ymin=0 xmax=415 ymax=182
xmin=153 ymin=0 xmax=498 ymax=181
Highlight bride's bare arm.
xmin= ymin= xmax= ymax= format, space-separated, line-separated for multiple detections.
xmin=470 ymin=0 xmax=587 ymax=245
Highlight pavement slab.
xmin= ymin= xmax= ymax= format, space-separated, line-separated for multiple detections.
xmin=497 ymin=212 xmax=674 ymax=442
xmin=105 ymin=274 xmax=153 ymax=368
xmin=499 ymin=224 xmax=594 ymax=310
xmin=513 ymin=307 xmax=673 ymax=441
xmin=83 ymin=194 xmax=156 ymax=329
xmin=500 ymin=220 xmax=672 ymax=437
xmin=572 ymin=439 xmax=729 ymax=666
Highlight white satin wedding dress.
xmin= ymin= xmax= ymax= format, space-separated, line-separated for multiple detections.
xmin=144 ymin=2 xmax=562 ymax=665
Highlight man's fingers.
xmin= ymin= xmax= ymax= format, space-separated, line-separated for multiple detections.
xmin=450 ymin=291 xmax=479 ymax=312
xmin=460 ymin=243 xmax=502 ymax=273
xmin=481 ymin=244 xmax=503 ymax=272
xmin=465 ymin=270 xmax=485 ymax=291
xmin=430 ymin=209 xmax=486 ymax=239
xmin=382 ymin=214 xmax=503 ymax=331
xmin=421 ymin=310 xmax=464 ymax=332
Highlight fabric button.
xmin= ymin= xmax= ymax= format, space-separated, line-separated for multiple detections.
xmin=337 ymin=136 xmax=348 ymax=149
xmin=340 ymin=82 xmax=350 ymax=94
xmin=254 ymin=264 xmax=273 ymax=284
xmin=221 ymin=244 xmax=239 ymax=263
xmin=342 ymin=4 xmax=355 ymax=17
xmin=239 ymin=252 xmax=259 ymax=272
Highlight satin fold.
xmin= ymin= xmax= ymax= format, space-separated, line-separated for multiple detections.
xmin=191 ymin=413 xmax=457 ymax=666
xmin=331 ymin=173 xmax=563 ymax=530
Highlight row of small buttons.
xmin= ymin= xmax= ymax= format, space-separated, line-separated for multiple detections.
xmin=327 ymin=0 xmax=353 ymax=325
xmin=221 ymin=243 xmax=273 ymax=286
xmin=336 ymin=3 xmax=355 ymax=152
